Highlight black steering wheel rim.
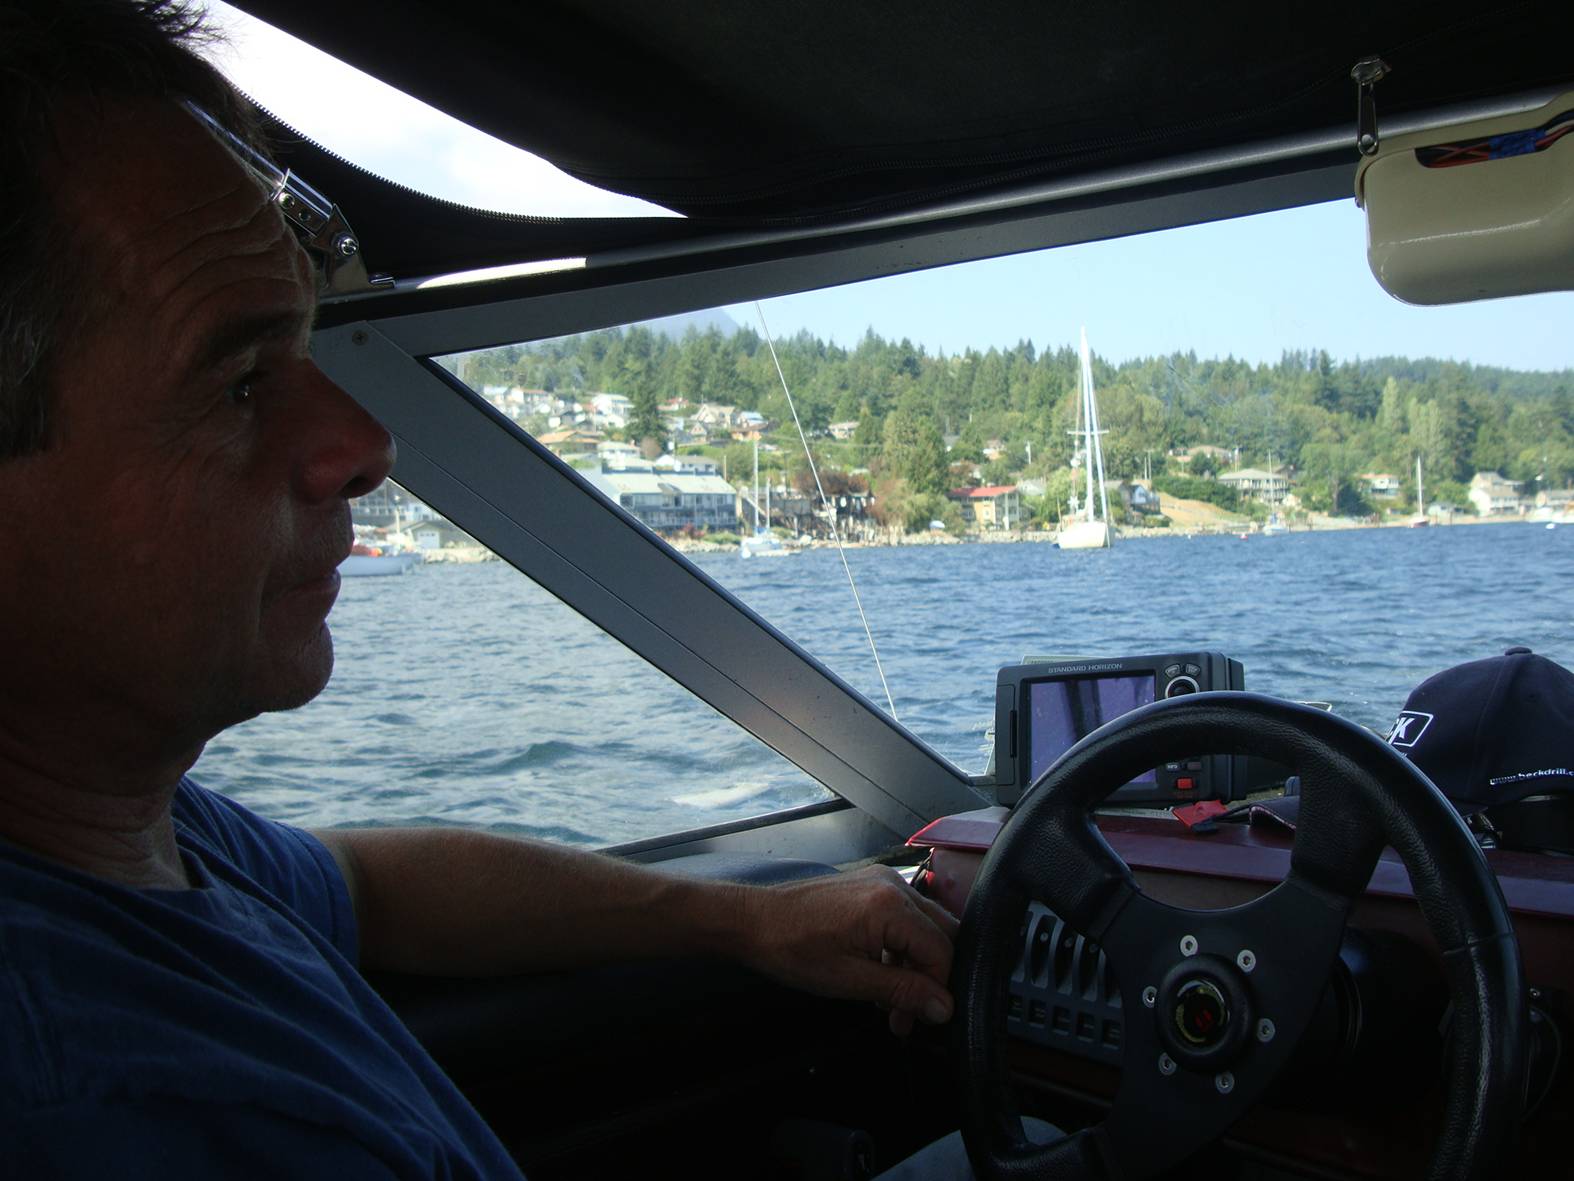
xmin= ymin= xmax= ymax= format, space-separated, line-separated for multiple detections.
xmin=953 ymin=691 xmax=1527 ymax=1181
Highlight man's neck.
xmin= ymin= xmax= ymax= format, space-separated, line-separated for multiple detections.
xmin=0 ymin=735 xmax=198 ymax=890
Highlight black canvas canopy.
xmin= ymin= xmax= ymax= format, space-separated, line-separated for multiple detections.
xmin=235 ymin=1 xmax=1571 ymax=288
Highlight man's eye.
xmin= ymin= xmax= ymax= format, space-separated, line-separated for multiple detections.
xmin=227 ymin=377 xmax=256 ymax=406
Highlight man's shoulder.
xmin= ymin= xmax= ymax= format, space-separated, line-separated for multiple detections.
xmin=172 ymin=776 xmax=331 ymax=875
xmin=171 ymin=777 xmax=357 ymax=956
xmin=0 ymin=838 xmax=353 ymax=1116
xmin=0 ymin=867 xmax=208 ymax=1110
xmin=170 ymin=775 xmax=285 ymax=857
xmin=0 ymin=784 xmax=357 ymax=1111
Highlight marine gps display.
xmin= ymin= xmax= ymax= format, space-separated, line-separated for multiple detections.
xmin=992 ymin=652 xmax=1245 ymax=805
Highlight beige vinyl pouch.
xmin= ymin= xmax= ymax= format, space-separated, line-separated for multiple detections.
xmin=1355 ymin=92 xmax=1574 ymax=304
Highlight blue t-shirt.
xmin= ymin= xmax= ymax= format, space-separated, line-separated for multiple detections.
xmin=0 ymin=779 xmax=524 ymax=1179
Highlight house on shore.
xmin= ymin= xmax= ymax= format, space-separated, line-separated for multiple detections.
xmin=1468 ymin=471 xmax=1523 ymax=516
xmin=1362 ymin=472 xmax=1401 ymax=499
xmin=654 ymin=453 xmax=720 ymax=475
xmin=1218 ymin=467 xmax=1289 ymax=505
xmin=1169 ymin=444 xmax=1231 ymax=468
xmin=1534 ymin=488 xmax=1573 ymax=515
xmin=596 ymin=440 xmax=644 ymax=467
xmin=537 ymin=427 xmax=603 ymax=458
xmin=351 ymin=483 xmax=440 ymax=528
xmin=1116 ymin=481 xmax=1164 ymax=516
xmin=949 ymin=484 xmax=1022 ymax=530
xmin=588 ymin=392 xmax=632 ymax=430
xmin=585 ymin=468 xmax=739 ymax=533
xmin=407 ymin=518 xmax=473 ymax=552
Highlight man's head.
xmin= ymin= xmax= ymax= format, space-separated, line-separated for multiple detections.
xmin=0 ymin=1 xmax=394 ymax=778
xmin=1 ymin=0 xmax=260 ymax=458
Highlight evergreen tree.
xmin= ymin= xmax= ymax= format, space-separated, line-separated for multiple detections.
xmin=627 ymin=387 xmax=665 ymax=453
xmin=881 ymin=395 xmax=948 ymax=495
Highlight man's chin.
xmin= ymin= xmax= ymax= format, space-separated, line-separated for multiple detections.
xmin=243 ymin=625 xmax=336 ymax=717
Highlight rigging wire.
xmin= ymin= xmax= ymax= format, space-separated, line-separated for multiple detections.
xmin=753 ymin=303 xmax=900 ymax=721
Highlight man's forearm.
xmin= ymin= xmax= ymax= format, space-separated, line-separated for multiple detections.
xmin=312 ymin=824 xmax=962 ymax=1034
xmin=313 ymin=826 xmax=751 ymax=976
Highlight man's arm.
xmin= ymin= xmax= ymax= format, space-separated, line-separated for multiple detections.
xmin=311 ymin=827 xmax=958 ymax=1034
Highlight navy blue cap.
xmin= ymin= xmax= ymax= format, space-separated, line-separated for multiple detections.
xmin=1387 ymin=647 xmax=1574 ymax=815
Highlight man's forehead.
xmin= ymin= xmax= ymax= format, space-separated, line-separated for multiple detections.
xmin=47 ymin=95 xmax=306 ymax=304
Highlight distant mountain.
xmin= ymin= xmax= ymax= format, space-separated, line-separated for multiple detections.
xmin=636 ymin=308 xmax=741 ymax=339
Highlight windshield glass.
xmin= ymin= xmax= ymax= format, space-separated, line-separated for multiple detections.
xmin=436 ymin=199 xmax=1572 ymax=781
xmin=197 ymin=198 xmax=1571 ymax=842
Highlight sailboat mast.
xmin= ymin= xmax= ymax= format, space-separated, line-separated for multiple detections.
xmin=752 ymin=438 xmax=760 ymax=531
xmin=1080 ymin=328 xmax=1096 ymax=523
xmin=1416 ymin=454 xmax=1424 ymax=517
xmin=1073 ymin=350 xmax=1085 ymax=456
xmin=1087 ymin=375 xmax=1113 ymax=535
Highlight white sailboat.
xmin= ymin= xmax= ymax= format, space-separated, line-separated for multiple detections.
xmin=1057 ymin=328 xmax=1115 ymax=550
xmin=1410 ymin=454 xmax=1430 ymax=527
xmin=1261 ymin=452 xmax=1289 ymax=534
xmin=740 ymin=438 xmax=792 ymax=558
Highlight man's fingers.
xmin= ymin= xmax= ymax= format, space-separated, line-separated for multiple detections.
xmin=878 ymin=901 xmax=954 ymax=984
xmin=912 ymin=889 xmax=960 ymax=937
xmin=838 ymin=954 xmax=954 ymax=1026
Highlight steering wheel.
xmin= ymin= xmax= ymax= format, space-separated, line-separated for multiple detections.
xmin=953 ymin=692 xmax=1527 ymax=1180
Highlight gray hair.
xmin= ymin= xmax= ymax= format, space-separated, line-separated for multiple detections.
xmin=0 ymin=0 xmax=261 ymax=458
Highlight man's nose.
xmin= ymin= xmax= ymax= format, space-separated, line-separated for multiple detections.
xmin=293 ymin=362 xmax=397 ymax=502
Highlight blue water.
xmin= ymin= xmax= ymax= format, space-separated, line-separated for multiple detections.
xmin=194 ymin=523 xmax=1571 ymax=845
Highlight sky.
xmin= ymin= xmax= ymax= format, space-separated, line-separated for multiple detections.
xmin=204 ymin=4 xmax=1574 ymax=373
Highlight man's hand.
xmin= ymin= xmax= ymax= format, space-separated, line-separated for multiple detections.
xmin=737 ymin=866 xmax=960 ymax=1036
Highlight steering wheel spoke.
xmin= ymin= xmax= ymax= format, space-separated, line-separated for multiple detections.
xmin=998 ymin=802 xmax=1139 ymax=943
xmin=1095 ymin=876 xmax=1351 ymax=1177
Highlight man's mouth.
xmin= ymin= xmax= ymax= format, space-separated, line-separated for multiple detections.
xmin=279 ymin=543 xmax=350 ymax=600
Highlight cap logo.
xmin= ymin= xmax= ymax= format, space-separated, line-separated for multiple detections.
xmin=1387 ymin=711 xmax=1434 ymax=748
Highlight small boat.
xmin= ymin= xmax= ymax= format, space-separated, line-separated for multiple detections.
xmin=1261 ymin=513 xmax=1288 ymax=536
xmin=340 ymin=544 xmax=423 ymax=577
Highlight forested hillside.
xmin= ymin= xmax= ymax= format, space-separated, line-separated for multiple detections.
xmin=453 ymin=324 xmax=1574 ymax=524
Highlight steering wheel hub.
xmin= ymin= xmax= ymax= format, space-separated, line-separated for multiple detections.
xmin=1174 ymin=978 xmax=1227 ymax=1046
xmin=1156 ymin=954 xmax=1252 ymax=1068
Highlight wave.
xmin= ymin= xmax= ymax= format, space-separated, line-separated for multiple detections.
xmin=485 ymin=740 xmax=583 ymax=774
xmin=671 ymin=781 xmax=775 ymax=809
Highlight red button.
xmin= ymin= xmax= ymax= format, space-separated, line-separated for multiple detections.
xmin=1175 ymin=777 xmax=1196 ymax=791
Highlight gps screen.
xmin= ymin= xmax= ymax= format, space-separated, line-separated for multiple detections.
xmin=1026 ymin=673 xmax=1157 ymax=785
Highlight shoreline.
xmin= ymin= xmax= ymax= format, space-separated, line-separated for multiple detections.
xmin=663 ymin=512 xmax=1548 ymax=554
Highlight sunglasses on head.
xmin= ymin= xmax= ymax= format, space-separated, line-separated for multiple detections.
xmin=183 ymin=101 xmax=389 ymax=297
